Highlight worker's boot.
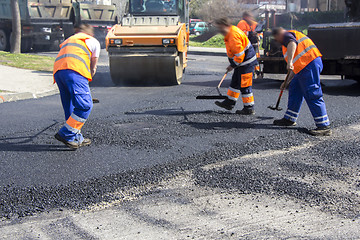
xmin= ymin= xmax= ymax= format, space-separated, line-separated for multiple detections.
xmin=236 ymin=107 xmax=255 ymax=115
xmin=55 ymin=133 xmax=79 ymax=150
xmin=80 ymin=138 xmax=92 ymax=147
xmin=308 ymin=126 xmax=331 ymax=136
xmin=215 ymin=98 xmax=235 ymax=111
xmin=273 ymin=118 xmax=297 ymax=127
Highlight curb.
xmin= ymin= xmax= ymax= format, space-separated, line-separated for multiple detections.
xmin=188 ymin=50 xmax=227 ymax=57
xmin=0 ymin=89 xmax=59 ymax=104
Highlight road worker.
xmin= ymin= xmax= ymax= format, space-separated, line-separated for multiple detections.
xmin=214 ymin=17 xmax=258 ymax=115
xmin=237 ymin=11 xmax=261 ymax=77
xmin=272 ymin=27 xmax=331 ymax=136
xmin=53 ymin=24 xmax=100 ymax=149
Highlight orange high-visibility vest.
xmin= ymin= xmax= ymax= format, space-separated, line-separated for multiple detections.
xmin=225 ymin=25 xmax=256 ymax=66
xmin=282 ymin=30 xmax=322 ymax=74
xmin=237 ymin=20 xmax=257 ymax=36
xmin=53 ymin=33 xmax=93 ymax=81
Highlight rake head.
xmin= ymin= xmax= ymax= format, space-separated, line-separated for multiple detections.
xmin=268 ymin=105 xmax=283 ymax=111
xmin=196 ymin=95 xmax=227 ymax=100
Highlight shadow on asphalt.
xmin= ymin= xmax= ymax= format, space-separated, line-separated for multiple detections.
xmin=125 ymin=109 xmax=272 ymax=119
xmin=183 ymin=122 xmax=308 ymax=133
xmin=125 ymin=109 xmax=215 ymax=116
xmin=0 ymin=121 xmax=70 ymax=152
xmin=183 ymin=78 xmax=282 ymax=90
xmin=183 ymin=76 xmax=360 ymax=96
xmin=0 ymin=143 xmax=69 ymax=152
xmin=124 ymin=108 xmax=308 ymax=132
xmin=183 ymin=121 xmax=275 ymax=130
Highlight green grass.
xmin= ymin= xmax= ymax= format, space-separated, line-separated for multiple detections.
xmin=0 ymin=51 xmax=54 ymax=72
xmin=189 ymin=34 xmax=226 ymax=48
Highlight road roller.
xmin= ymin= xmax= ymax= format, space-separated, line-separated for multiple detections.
xmin=106 ymin=0 xmax=189 ymax=86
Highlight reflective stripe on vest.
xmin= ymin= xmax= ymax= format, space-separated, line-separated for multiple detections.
xmin=225 ymin=26 xmax=257 ymax=66
xmin=234 ymin=42 xmax=251 ymax=57
xmin=53 ymin=33 xmax=93 ymax=80
xmin=283 ymin=36 xmax=309 ymax=58
xmin=55 ymin=53 xmax=91 ymax=74
xmin=60 ymin=42 xmax=91 ymax=59
xmin=282 ymin=30 xmax=322 ymax=74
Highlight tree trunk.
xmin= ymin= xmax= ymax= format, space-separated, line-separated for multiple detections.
xmin=10 ymin=0 xmax=21 ymax=53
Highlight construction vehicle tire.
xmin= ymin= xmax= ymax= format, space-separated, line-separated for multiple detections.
xmin=0 ymin=29 xmax=10 ymax=51
xmin=109 ymin=49 xmax=184 ymax=86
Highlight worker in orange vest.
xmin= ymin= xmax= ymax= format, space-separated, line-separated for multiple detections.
xmin=53 ymin=24 xmax=100 ymax=149
xmin=214 ymin=17 xmax=258 ymax=115
xmin=272 ymin=27 xmax=331 ymax=136
xmin=237 ymin=11 xmax=261 ymax=77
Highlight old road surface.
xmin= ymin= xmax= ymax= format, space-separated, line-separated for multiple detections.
xmin=1 ymin=51 xmax=360 ymax=239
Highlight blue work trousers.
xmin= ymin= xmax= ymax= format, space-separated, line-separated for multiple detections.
xmin=54 ymin=69 xmax=93 ymax=143
xmin=284 ymin=57 xmax=330 ymax=127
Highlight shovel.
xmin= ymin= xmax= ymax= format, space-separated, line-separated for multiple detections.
xmin=268 ymin=71 xmax=293 ymax=111
xmin=268 ymin=90 xmax=284 ymax=111
xmin=196 ymin=71 xmax=229 ymax=100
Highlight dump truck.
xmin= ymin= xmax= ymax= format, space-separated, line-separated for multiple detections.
xmin=0 ymin=0 xmax=68 ymax=52
xmin=66 ymin=0 xmax=119 ymax=48
xmin=259 ymin=1 xmax=360 ymax=81
xmin=106 ymin=0 xmax=189 ymax=86
xmin=0 ymin=0 xmax=118 ymax=52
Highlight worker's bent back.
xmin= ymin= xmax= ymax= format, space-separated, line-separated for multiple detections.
xmin=282 ymin=30 xmax=322 ymax=74
xmin=53 ymin=33 xmax=93 ymax=81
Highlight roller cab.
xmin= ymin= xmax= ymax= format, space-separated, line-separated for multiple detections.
xmin=106 ymin=0 xmax=189 ymax=86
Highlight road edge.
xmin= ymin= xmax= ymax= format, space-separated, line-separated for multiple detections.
xmin=0 ymin=89 xmax=59 ymax=104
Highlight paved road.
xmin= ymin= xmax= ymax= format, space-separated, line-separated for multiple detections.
xmin=1 ymin=51 xmax=360 ymax=224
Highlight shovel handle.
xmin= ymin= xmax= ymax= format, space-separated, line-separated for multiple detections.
xmin=217 ymin=71 xmax=229 ymax=89
xmin=275 ymin=90 xmax=284 ymax=108
xmin=282 ymin=70 xmax=295 ymax=90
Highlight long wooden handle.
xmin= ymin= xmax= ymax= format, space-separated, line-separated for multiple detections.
xmin=275 ymin=90 xmax=284 ymax=108
xmin=283 ymin=70 xmax=295 ymax=89
xmin=217 ymin=71 xmax=229 ymax=89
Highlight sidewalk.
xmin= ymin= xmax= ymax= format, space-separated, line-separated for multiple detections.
xmin=0 ymin=65 xmax=58 ymax=103
xmin=188 ymin=46 xmax=227 ymax=56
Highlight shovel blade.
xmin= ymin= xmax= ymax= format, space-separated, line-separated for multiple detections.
xmin=268 ymin=105 xmax=283 ymax=111
xmin=196 ymin=95 xmax=227 ymax=100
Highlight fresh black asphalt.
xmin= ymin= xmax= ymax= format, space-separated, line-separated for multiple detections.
xmin=0 ymin=53 xmax=359 ymax=218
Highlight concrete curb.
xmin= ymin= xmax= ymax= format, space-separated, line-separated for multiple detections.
xmin=188 ymin=50 xmax=227 ymax=57
xmin=0 ymin=89 xmax=59 ymax=104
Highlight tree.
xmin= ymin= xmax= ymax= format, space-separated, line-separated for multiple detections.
xmin=190 ymin=0 xmax=208 ymax=18
xmin=10 ymin=0 xmax=21 ymax=53
xmin=190 ymin=0 xmax=248 ymax=21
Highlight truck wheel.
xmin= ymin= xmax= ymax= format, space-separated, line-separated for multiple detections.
xmin=0 ymin=29 xmax=9 ymax=51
